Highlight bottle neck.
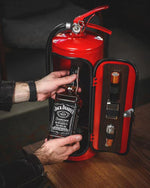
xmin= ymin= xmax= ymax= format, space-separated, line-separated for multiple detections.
xmin=66 ymin=66 xmax=80 ymax=95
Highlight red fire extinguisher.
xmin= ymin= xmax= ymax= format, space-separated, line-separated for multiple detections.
xmin=46 ymin=5 xmax=137 ymax=161
xmin=46 ymin=5 xmax=112 ymax=72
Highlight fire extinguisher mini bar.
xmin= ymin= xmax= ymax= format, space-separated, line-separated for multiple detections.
xmin=46 ymin=6 xmax=137 ymax=161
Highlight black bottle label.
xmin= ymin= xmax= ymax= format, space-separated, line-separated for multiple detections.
xmin=50 ymin=101 xmax=78 ymax=137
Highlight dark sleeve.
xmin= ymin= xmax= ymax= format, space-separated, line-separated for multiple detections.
xmin=0 ymin=153 xmax=44 ymax=188
xmin=0 ymin=81 xmax=15 ymax=111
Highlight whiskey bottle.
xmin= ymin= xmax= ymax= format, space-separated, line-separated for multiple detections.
xmin=49 ymin=66 xmax=80 ymax=137
xmin=105 ymin=124 xmax=115 ymax=147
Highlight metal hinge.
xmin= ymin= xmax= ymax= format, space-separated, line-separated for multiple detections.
xmin=93 ymin=77 xmax=97 ymax=87
xmin=123 ymin=108 xmax=134 ymax=117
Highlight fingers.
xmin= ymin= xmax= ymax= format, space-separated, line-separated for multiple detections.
xmin=52 ymin=70 xmax=70 ymax=78
xmin=56 ymin=134 xmax=82 ymax=146
xmin=43 ymin=136 xmax=82 ymax=163
xmin=64 ymin=141 xmax=80 ymax=156
xmin=51 ymin=87 xmax=67 ymax=99
xmin=78 ymin=87 xmax=81 ymax=93
xmin=56 ymin=87 xmax=66 ymax=94
xmin=57 ymin=141 xmax=80 ymax=161
xmin=56 ymin=74 xmax=77 ymax=87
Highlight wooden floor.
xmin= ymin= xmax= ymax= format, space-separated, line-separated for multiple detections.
xmin=24 ymin=103 xmax=150 ymax=188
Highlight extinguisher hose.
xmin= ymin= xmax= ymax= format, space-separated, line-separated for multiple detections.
xmin=45 ymin=23 xmax=71 ymax=127
xmin=45 ymin=23 xmax=68 ymax=75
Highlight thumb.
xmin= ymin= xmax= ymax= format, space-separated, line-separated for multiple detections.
xmin=56 ymin=74 xmax=77 ymax=87
xmin=56 ymin=135 xmax=82 ymax=146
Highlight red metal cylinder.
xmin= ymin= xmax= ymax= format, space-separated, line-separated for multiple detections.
xmin=52 ymin=31 xmax=104 ymax=65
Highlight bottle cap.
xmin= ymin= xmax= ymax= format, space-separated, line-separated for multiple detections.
xmin=111 ymin=71 xmax=120 ymax=84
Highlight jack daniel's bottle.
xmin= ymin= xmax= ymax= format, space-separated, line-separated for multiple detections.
xmin=49 ymin=66 xmax=80 ymax=137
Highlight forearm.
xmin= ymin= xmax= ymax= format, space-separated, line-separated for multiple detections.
xmin=0 ymin=81 xmax=15 ymax=111
xmin=0 ymin=80 xmax=43 ymax=110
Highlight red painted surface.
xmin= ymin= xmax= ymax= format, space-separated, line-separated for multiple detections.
xmin=86 ymin=23 xmax=112 ymax=35
xmin=68 ymin=147 xmax=96 ymax=161
xmin=73 ymin=5 xmax=109 ymax=24
xmin=73 ymin=5 xmax=111 ymax=36
xmin=52 ymin=31 xmax=104 ymax=65
xmin=119 ymin=65 xmax=136 ymax=153
xmin=53 ymin=56 xmax=71 ymax=71
xmin=92 ymin=62 xmax=104 ymax=150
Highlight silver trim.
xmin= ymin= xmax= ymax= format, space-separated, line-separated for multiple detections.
xmin=106 ymin=124 xmax=115 ymax=135
xmin=66 ymin=23 xmax=71 ymax=29
xmin=72 ymin=23 xmax=81 ymax=34
xmin=123 ymin=108 xmax=134 ymax=117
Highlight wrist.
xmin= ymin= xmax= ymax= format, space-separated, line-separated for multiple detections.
xmin=34 ymin=144 xmax=53 ymax=165
xmin=35 ymin=80 xmax=46 ymax=102
xmin=27 ymin=81 xmax=37 ymax=102
xmin=34 ymin=147 xmax=46 ymax=165
xmin=13 ymin=82 xmax=30 ymax=103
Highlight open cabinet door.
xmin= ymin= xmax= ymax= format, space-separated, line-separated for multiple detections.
xmin=92 ymin=59 xmax=137 ymax=154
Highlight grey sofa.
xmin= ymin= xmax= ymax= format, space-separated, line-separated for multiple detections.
xmin=0 ymin=0 xmax=88 ymax=81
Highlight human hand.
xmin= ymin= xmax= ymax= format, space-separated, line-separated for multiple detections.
xmin=34 ymin=134 xmax=82 ymax=165
xmin=35 ymin=70 xmax=80 ymax=101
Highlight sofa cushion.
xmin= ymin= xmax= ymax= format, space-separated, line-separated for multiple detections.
xmin=109 ymin=27 xmax=150 ymax=80
xmin=6 ymin=50 xmax=46 ymax=81
xmin=110 ymin=0 xmax=150 ymax=36
xmin=2 ymin=2 xmax=86 ymax=48
xmin=1 ymin=0 xmax=64 ymax=19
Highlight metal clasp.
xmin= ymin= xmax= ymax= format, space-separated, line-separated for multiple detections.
xmin=72 ymin=21 xmax=85 ymax=34
xmin=123 ymin=108 xmax=134 ymax=117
